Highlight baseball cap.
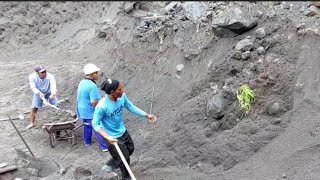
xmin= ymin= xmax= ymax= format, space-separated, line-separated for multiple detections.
xmin=35 ymin=65 xmax=46 ymax=73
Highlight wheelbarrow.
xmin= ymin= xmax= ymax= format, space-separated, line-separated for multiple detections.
xmin=42 ymin=119 xmax=79 ymax=148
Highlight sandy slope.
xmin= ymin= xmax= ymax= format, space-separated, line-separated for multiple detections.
xmin=1 ymin=1 xmax=320 ymax=180
xmin=222 ymin=32 xmax=320 ymax=180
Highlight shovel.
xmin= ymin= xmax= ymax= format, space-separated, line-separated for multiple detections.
xmin=41 ymin=97 xmax=77 ymax=118
xmin=23 ymin=98 xmax=69 ymax=114
xmin=114 ymin=142 xmax=136 ymax=180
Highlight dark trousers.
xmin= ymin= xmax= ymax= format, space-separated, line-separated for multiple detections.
xmin=106 ymin=130 xmax=134 ymax=179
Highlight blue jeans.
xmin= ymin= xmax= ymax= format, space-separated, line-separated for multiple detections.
xmin=32 ymin=93 xmax=58 ymax=108
xmin=83 ymin=119 xmax=108 ymax=150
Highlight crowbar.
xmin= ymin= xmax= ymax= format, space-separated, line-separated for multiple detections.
xmin=114 ymin=142 xmax=136 ymax=180
xmin=0 ymin=114 xmax=25 ymax=122
xmin=6 ymin=114 xmax=35 ymax=157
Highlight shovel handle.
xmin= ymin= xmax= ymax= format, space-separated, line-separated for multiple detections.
xmin=114 ymin=142 xmax=136 ymax=180
xmin=41 ymin=97 xmax=60 ymax=110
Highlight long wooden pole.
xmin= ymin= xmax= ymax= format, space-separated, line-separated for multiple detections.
xmin=114 ymin=142 xmax=136 ymax=180
xmin=0 ymin=165 xmax=18 ymax=174
xmin=7 ymin=115 xmax=35 ymax=157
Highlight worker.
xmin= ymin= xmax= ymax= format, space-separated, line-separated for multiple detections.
xmin=92 ymin=78 xmax=156 ymax=180
xmin=27 ymin=65 xmax=58 ymax=129
xmin=76 ymin=63 xmax=108 ymax=152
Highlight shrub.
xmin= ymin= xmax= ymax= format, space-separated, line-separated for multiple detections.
xmin=236 ymin=84 xmax=255 ymax=116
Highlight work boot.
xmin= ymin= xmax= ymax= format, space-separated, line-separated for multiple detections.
xmin=102 ymin=158 xmax=118 ymax=173
xmin=119 ymin=165 xmax=130 ymax=180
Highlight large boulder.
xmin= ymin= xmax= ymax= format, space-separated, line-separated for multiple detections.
xmin=173 ymin=21 xmax=215 ymax=59
xmin=212 ymin=6 xmax=258 ymax=37
xmin=182 ymin=2 xmax=209 ymax=23
xmin=207 ymin=92 xmax=226 ymax=119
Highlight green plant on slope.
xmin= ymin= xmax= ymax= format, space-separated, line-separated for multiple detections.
xmin=236 ymin=84 xmax=255 ymax=116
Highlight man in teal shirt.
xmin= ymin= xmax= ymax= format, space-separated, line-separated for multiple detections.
xmin=92 ymin=78 xmax=156 ymax=180
xmin=77 ymin=63 xmax=108 ymax=152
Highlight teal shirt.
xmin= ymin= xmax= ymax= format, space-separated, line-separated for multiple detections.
xmin=92 ymin=93 xmax=147 ymax=138
xmin=76 ymin=79 xmax=101 ymax=119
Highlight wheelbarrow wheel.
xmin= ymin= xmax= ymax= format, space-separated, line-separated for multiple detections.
xmin=49 ymin=132 xmax=56 ymax=148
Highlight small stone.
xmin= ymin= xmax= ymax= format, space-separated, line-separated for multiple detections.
xmin=304 ymin=6 xmax=318 ymax=17
xmin=281 ymin=2 xmax=290 ymax=9
xmin=267 ymin=102 xmax=281 ymax=115
xmin=173 ymin=24 xmax=179 ymax=31
xmin=255 ymin=28 xmax=266 ymax=39
xmin=176 ymin=64 xmax=184 ymax=72
xmin=235 ymin=39 xmax=254 ymax=51
xmin=257 ymin=46 xmax=266 ymax=55
xmin=242 ymin=51 xmax=251 ymax=60
xmin=27 ymin=168 xmax=39 ymax=176
xmin=201 ymin=17 xmax=209 ymax=22
xmin=165 ymin=2 xmax=182 ymax=13
xmin=60 ymin=168 xmax=67 ymax=175
xmin=273 ymin=23 xmax=281 ymax=32
xmin=299 ymin=5 xmax=307 ymax=12
xmin=123 ymin=2 xmax=134 ymax=13
xmin=98 ymin=32 xmax=107 ymax=38
xmin=296 ymin=23 xmax=305 ymax=30
xmin=233 ymin=51 xmax=242 ymax=60
xmin=211 ymin=121 xmax=221 ymax=131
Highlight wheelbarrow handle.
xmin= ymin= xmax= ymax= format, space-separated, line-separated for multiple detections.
xmin=72 ymin=122 xmax=89 ymax=131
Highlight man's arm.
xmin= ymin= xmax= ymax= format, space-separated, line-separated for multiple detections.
xmin=49 ymin=74 xmax=57 ymax=95
xmin=123 ymin=93 xmax=157 ymax=122
xmin=123 ymin=93 xmax=147 ymax=117
xmin=29 ymin=74 xmax=41 ymax=95
xmin=96 ymin=128 xmax=118 ymax=144
xmin=91 ymin=99 xmax=99 ymax=107
xmin=89 ymin=85 xmax=101 ymax=107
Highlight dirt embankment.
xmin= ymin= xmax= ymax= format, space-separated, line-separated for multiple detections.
xmin=1 ymin=1 xmax=320 ymax=180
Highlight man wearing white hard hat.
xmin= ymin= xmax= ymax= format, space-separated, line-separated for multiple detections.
xmin=76 ymin=63 xmax=108 ymax=152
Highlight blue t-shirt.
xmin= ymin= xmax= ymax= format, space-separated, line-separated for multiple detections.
xmin=92 ymin=93 xmax=147 ymax=138
xmin=76 ymin=79 xmax=101 ymax=119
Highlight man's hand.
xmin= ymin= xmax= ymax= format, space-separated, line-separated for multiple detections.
xmin=106 ymin=136 xmax=118 ymax=144
xmin=146 ymin=114 xmax=157 ymax=122
xmin=49 ymin=94 xmax=56 ymax=99
xmin=39 ymin=92 xmax=45 ymax=99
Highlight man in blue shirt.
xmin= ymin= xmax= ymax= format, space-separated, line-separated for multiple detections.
xmin=92 ymin=78 xmax=156 ymax=180
xmin=76 ymin=63 xmax=108 ymax=152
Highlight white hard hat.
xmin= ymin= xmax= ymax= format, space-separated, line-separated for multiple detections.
xmin=83 ymin=63 xmax=100 ymax=75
